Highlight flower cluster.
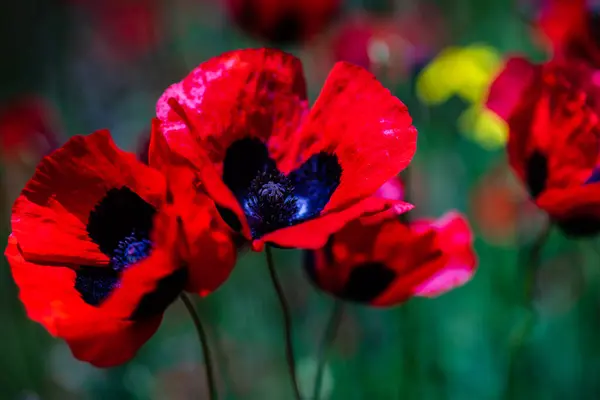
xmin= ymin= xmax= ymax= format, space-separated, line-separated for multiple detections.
xmin=487 ymin=0 xmax=600 ymax=237
xmin=5 ymin=48 xmax=476 ymax=368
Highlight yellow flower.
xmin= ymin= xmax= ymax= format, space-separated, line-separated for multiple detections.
xmin=458 ymin=105 xmax=508 ymax=150
xmin=416 ymin=44 xmax=502 ymax=105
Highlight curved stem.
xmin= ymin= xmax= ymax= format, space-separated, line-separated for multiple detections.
xmin=180 ymin=293 xmax=218 ymax=400
xmin=313 ymin=300 xmax=344 ymax=400
xmin=504 ymin=221 xmax=552 ymax=399
xmin=265 ymin=245 xmax=301 ymax=400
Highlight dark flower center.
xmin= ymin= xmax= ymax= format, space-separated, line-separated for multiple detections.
xmin=525 ymin=153 xmax=600 ymax=238
xmin=76 ymin=187 xmax=155 ymax=306
xmin=525 ymin=150 xmax=548 ymax=198
xmin=220 ymin=138 xmax=342 ymax=239
xmin=112 ymin=232 xmax=153 ymax=272
xmin=74 ymin=187 xmax=182 ymax=316
xmin=340 ymin=262 xmax=397 ymax=303
xmin=303 ymin=252 xmax=397 ymax=303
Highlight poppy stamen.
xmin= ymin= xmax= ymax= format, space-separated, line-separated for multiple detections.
xmin=112 ymin=232 xmax=153 ymax=272
xmin=244 ymin=168 xmax=299 ymax=237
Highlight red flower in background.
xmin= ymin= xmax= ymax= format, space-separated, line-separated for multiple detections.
xmin=225 ymin=0 xmax=340 ymax=45
xmin=322 ymin=7 xmax=447 ymax=83
xmin=487 ymin=57 xmax=600 ymax=236
xmin=304 ymin=210 xmax=477 ymax=306
xmin=0 ymin=96 xmax=60 ymax=161
xmin=154 ymin=48 xmax=417 ymax=251
xmin=470 ymin=163 xmax=541 ymax=246
xmin=539 ymin=0 xmax=600 ymax=66
xmin=5 ymin=131 xmax=235 ymax=366
xmin=69 ymin=0 xmax=160 ymax=59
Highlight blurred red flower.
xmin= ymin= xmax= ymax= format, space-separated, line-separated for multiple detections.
xmin=311 ymin=6 xmax=447 ymax=84
xmin=487 ymin=57 xmax=600 ymax=236
xmin=470 ymin=164 xmax=540 ymax=245
xmin=0 ymin=96 xmax=60 ymax=161
xmin=69 ymin=0 xmax=161 ymax=59
xmin=224 ymin=0 xmax=340 ymax=45
xmin=303 ymin=210 xmax=477 ymax=306
xmin=6 ymin=131 xmax=236 ymax=366
xmin=539 ymin=0 xmax=600 ymax=66
xmin=153 ymin=48 xmax=417 ymax=251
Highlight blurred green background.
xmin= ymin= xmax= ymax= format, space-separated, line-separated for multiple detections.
xmin=2 ymin=0 xmax=600 ymax=399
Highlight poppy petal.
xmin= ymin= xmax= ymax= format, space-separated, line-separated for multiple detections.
xmin=101 ymin=207 xmax=185 ymax=319
xmin=152 ymin=150 xmax=237 ymax=296
xmin=181 ymin=199 xmax=237 ymax=296
xmin=61 ymin=316 xmax=162 ymax=368
xmin=290 ymin=62 xmax=417 ymax=211
xmin=536 ymin=184 xmax=600 ymax=219
xmin=538 ymin=0 xmax=600 ymax=65
xmin=150 ymin=114 xmax=252 ymax=240
xmin=12 ymin=130 xmax=166 ymax=265
xmin=358 ymin=176 xmax=407 ymax=224
xmin=5 ymin=207 xmax=185 ymax=367
xmin=5 ymin=236 xmax=163 ymax=367
xmin=155 ymin=48 xmax=308 ymax=173
xmin=374 ymin=175 xmax=405 ymax=201
xmin=372 ymin=212 xmax=476 ymax=305
xmin=486 ymin=57 xmax=537 ymax=122
xmin=411 ymin=212 xmax=477 ymax=297
xmin=255 ymin=197 xmax=414 ymax=250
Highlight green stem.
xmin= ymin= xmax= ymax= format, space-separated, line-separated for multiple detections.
xmin=265 ymin=245 xmax=301 ymax=400
xmin=504 ymin=221 xmax=552 ymax=399
xmin=523 ymin=222 xmax=552 ymax=304
xmin=313 ymin=301 xmax=344 ymax=400
xmin=180 ymin=293 xmax=218 ymax=400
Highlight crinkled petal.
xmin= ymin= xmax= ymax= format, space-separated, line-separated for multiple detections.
xmin=486 ymin=57 xmax=538 ymax=122
xmin=290 ymin=62 xmax=417 ymax=212
xmin=5 ymin=208 xmax=184 ymax=367
xmin=156 ymin=48 xmax=308 ymax=173
xmin=411 ymin=212 xmax=477 ymax=297
xmin=255 ymin=197 xmax=413 ymax=250
xmin=12 ymin=130 xmax=166 ymax=265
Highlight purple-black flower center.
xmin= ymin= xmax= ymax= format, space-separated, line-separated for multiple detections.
xmin=75 ymin=187 xmax=156 ymax=307
xmin=220 ymin=138 xmax=342 ymax=239
xmin=112 ymin=233 xmax=153 ymax=272
xmin=74 ymin=187 xmax=186 ymax=318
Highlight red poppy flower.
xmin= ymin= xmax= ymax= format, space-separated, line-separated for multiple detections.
xmin=224 ymin=0 xmax=340 ymax=45
xmin=303 ymin=211 xmax=477 ymax=306
xmin=487 ymin=57 xmax=600 ymax=236
xmin=149 ymin=119 xmax=238 ymax=295
xmin=5 ymin=130 xmax=235 ymax=366
xmin=154 ymin=48 xmax=417 ymax=251
xmin=539 ymin=0 xmax=600 ymax=66
xmin=470 ymin=163 xmax=541 ymax=246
